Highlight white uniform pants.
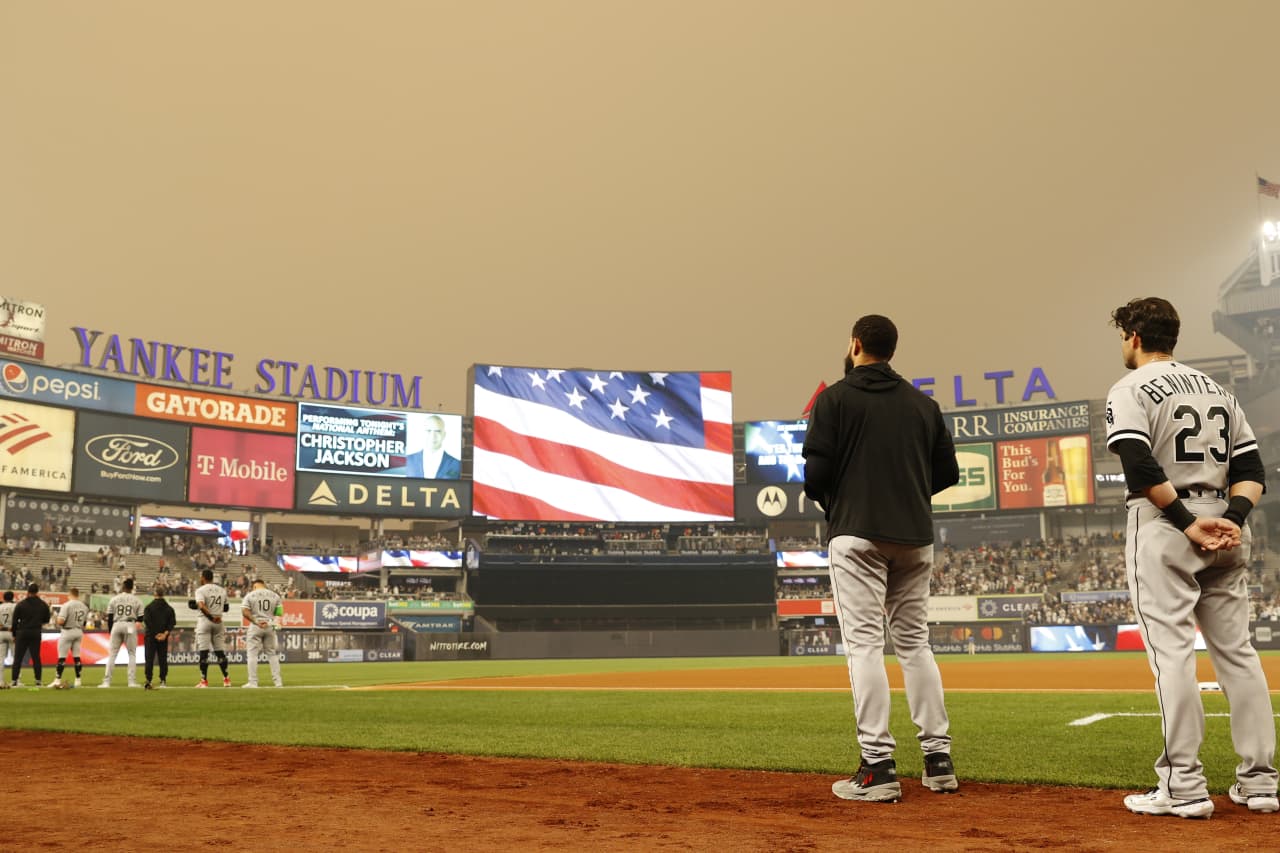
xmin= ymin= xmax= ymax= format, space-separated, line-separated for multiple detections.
xmin=1126 ymin=497 xmax=1278 ymax=800
xmin=245 ymin=626 xmax=282 ymax=686
xmin=829 ymin=535 xmax=951 ymax=764
xmin=104 ymin=621 xmax=138 ymax=685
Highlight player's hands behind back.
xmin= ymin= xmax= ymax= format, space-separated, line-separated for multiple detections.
xmin=1184 ymin=517 xmax=1241 ymax=552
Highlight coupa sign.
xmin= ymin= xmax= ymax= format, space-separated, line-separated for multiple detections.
xmin=315 ymin=601 xmax=386 ymax=629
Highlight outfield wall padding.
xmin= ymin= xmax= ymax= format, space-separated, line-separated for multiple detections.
xmin=410 ymin=630 xmax=780 ymax=660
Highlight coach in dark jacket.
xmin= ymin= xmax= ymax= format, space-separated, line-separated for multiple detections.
xmin=142 ymin=589 xmax=177 ymax=689
xmin=802 ymin=315 xmax=961 ymax=803
xmin=11 ymin=583 xmax=51 ymax=687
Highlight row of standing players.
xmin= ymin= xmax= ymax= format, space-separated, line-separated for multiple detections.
xmin=0 ymin=568 xmax=285 ymax=690
xmin=803 ymin=302 xmax=1278 ymax=818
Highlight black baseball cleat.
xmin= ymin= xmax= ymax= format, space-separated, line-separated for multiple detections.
xmin=144 ymin=682 xmax=153 ymax=690
xmin=923 ymin=752 xmax=959 ymax=793
xmin=832 ymin=758 xmax=901 ymax=802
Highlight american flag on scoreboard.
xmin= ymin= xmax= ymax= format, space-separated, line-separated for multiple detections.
xmin=472 ymin=365 xmax=734 ymax=521
xmin=1259 ymin=176 xmax=1280 ymax=198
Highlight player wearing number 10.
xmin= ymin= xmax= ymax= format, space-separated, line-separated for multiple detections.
xmin=241 ymin=580 xmax=284 ymax=689
xmin=1106 ymin=297 xmax=1277 ymax=819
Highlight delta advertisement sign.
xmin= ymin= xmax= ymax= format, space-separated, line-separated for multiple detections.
xmin=187 ymin=428 xmax=296 ymax=510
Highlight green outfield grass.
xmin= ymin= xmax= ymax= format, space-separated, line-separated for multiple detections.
xmin=0 ymin=653 xmax=1271 ymax=792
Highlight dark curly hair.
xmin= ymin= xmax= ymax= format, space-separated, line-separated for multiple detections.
xmin=1111 ymin=297 xmax=1179 ymax=354
xmin=852 ymin=315 xmax=898 ymax=360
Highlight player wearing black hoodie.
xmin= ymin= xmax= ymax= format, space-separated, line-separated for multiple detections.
xmin=803 ymin=314 xmax=960 ymax=804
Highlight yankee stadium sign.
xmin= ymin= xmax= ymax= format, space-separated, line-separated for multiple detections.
xmin=70 ymin=327 xmax=426 ymax=410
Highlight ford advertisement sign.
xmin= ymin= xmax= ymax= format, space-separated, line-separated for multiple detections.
xmin=315 ymin=601 xmax=386 ymax=629
xmin=73 ymin=412 xmax=189 ymax=502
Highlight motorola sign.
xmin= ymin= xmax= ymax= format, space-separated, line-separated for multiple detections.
xmin=315 ymin=600 xmax=386 ymax=629
xmin=734 ymin=483 xmax=822 ymax=521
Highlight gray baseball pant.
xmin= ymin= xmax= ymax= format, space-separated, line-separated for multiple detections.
xmin=1126 ymin=497 xmax=1278 ymax=800
xmin=829 ymin=534 xmax=952 ymax=763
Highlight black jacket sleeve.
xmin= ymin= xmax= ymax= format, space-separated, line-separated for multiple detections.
xmin=802 ymin=393 xmax=837 ymax=507
xmin=930 ymin=408 xmax=960 ymax=495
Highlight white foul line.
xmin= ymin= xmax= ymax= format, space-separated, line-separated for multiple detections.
xmin=1070 ymin=712 xmax=1280 ymax=727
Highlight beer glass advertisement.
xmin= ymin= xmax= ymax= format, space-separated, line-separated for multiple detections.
xmin=931 ymin=443 xmax=997 ymax=513
xmin=996 ymin=434 xmax=1093 ymax=510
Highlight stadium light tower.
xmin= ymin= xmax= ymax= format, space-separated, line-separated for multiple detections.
xmin=1261 ymin=220 xmax=1280 ymax=287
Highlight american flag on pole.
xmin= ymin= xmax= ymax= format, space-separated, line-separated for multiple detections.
xmin=1259 ymin=176 xmax=1280 ymax=198
xmin=471 ymin=365 xmax=734 ymax=521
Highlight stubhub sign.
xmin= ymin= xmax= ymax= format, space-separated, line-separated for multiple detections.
xmin=0 ymin=361 xmax=137 ymax=412
xmin=316 ymin=601 xmax=386 ymax=629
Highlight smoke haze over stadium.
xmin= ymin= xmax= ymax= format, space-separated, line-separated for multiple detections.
xmin=4 ymin=2 xmax=1280 ymax=420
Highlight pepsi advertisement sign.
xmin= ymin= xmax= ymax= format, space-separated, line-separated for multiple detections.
xmin=0 ymin=361 xmax=138 ymax=413
xmin=315 ymin=600 xmax=386 ymax=629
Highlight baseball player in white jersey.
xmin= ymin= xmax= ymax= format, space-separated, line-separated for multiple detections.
xmin=241 ymin=579 xmax=284 ymax=688
xmin=51 ymin=587 xmax=91 ymax=688
xmin=194 ymin=568 xmax=231 ymax=687
xmin=1106 ymin=297 xmax=1277 ymax=818
xmin=101 ymin=578 xmax=144 ymax=688
xmin=0 ymin=590 xmax=14 ymax=688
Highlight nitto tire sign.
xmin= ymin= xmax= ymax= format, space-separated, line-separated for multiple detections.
xmin=73 ymin=412 xmax=189 ymax=502
xmin=315 ymin=601 xmax=386 ymax=629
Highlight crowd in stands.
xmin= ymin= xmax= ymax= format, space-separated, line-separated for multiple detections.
xmin=482 ymin=522 xmax=771 ymax=557
xmin=3 ymin=536 xmax=46 ymax=558
xmin=1 ymin=561 xmax=72 ymax=593
xmin=365 ymin=533 xmax=458 ymax=552
xmin=1022 ymin=598 xmax=1134 ymax=626
xmin=776 ymin=577 xmax=831 ymax=599
xmin=776 ymin=537 xmax=824 ymax=551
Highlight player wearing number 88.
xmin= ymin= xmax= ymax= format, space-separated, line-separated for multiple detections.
xmin=101 ymin=579 xmax=143 ymax=688
xmin=1106 ymin=297 xmax=1276 ymax=819
xmin=241 ymin=580 xmax=284 ymax=688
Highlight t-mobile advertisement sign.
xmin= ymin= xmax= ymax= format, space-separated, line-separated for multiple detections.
xmin=187 ymin=428 xmax=295 ymax=510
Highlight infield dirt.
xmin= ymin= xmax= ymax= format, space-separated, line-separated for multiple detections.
xmin=9 ymin=730 xmax=1277 ymax=852
xmin=9 ymin=656 xmax=1280 ymax=851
